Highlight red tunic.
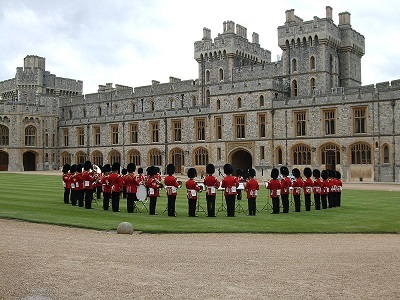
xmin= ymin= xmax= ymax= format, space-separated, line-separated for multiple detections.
xmin=245 ymin=178 xmax=259 ymax=198
xmin=62 ymin=173 xmax=71 ymax=189
xmin=101 ymin=175 xmax=111 ymax=193
xmin=313 ymin=178 xmax=322 ymax=194
xmin=146 ymin=177 xmax=160 ymax=197
xmin=303 ymin=177 xmax=313 ymax=195
xmin=292 ymin=177 xmax=303 ymax=195
xmin=321 ymin=179 xmax=329 ymax=195
xmin=125 ymin=173 xmax=139 ymax=194
xmin=221 ymin=175 xmax=239 ymax=196
xmin=267 ymin=178 xmax=281 ymax=198
xmin=82 ymin=170 xmax=95 ymax=190
xmin=185 ymin=179 xmax=201 ymax=200
xmin=280 ymin=176 xmax=292 ymax=195
xmin=164 ymin=175 xmax=180 ymax=196
xmin=203 ymin=175 xmax=220 ymax=196
xmin=75 ymin=173 xmax=84 ymax=191
xmin=108 ymin=172 xmax=120 ymax=193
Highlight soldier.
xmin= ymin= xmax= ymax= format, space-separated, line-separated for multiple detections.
xmin=303 ymin=167 xmax=313 ymax=211
xmin=221 ymin=164 xmax=239 ymax=217
xmin=312 ymin=169 xmax=322 ymax=210
xmin=335 ymin=171 xmax=343 ymax=207
xmin=109 ymin=162 xmax=121 ymax=212
xmin=266 ymin=168 xmax=281 ymax=214
xmin=320 ymin=170 xmax=329 ymax=209
xmin=203 ymin=163 xmax=220 ymax=217
xmin=244 ymin=168 xmax=259 ymax=216
xmin=125 ymin=163 xmax=139 ymax=213
xmin=82 ymin=160 xmax=96 ymax=209
xmin=146 ymin=166 xmax=162 ymax=215
xmin=292 ymin=168 xmax=303 ymax=212
xmin=185 ymin=167 xmax=201 ymax=217
xmin=69 ymin=164 xmax=78 ymax=206
xmin=75 ymin=164 xmax=85 ymax=207
xmin=280 ymin=166 xmax=292 ymax=213
xmin=101 ymin=164 xmax=112 ymax=211
xmin=62 ymin=163 xmax=71 ymax=204
xmin=164 ymin=164 xmax=180 ymax=217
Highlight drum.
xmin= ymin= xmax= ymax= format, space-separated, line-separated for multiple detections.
xmin=197 ymin=183 xmax=205 ymax=192
xmin=238 ymin=182 xmax=245 ymax=190
xmin=137 ymin=185 xmax=147 ymax=201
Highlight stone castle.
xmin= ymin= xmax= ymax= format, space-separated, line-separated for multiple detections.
xmin=0 ymin=6 xmax=399 ymax=182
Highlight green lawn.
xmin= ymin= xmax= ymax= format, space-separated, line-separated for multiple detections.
xmin=0 ymin=173 xmax=399 ymax=233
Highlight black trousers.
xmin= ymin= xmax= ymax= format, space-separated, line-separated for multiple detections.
xmin=77 ymin=190 xmax=84 ymax=207
xmin=127 ymin=193 xmax=138 ymax=213
xmin=321 ymin=194 xmax=327 ymax=209
xmin=64 ymin=188 xmax=70 ymax=204
xmin=304 ymin=194 xmax=311 ymax=211
xmin=149 ymin=197 xmax=157 ymax=215
xmin=111 ymin=192 xmax=120 ymax=212
xmin=337 ymin=192 xmax=342 ymax=207
xmin=188 ymin=199 xmax=197 ymax=217
xmin=206 ymin=195 xmax=216 ymax=217
xmin=167 ymin=195 xmax=176 ymax=216
xmin=237 ymin=189 xmax=242 ymax=200
xmin=281 ymin=194 xmax=289 ymax=213
xmin=84 ymin=189 xmax=93 ymax=209
xmin=103 ymin=192 xmax=111 ymax=210
xmin=272 ymin=197 xmax=280 ymax=214
xmin=328 ymin=193 xmax=333 ymax=208
xmin=96 ymin=186 xmax=102 ymax=200
xmin=294 ymin=195 xmax=301 ymax=212
xmin=70 ymin=189 xmax=77 ymax=206
xmin=247 ymin=197 xmax=256 ymax=215
xmin=225 ymin=194 xmax=236 ymax=217
xmin=314 ymin=194 xmax=321 ymax=210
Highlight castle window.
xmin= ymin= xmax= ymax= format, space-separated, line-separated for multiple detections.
xmin=323 ymin=109 xmax=336 ymax=135
xmin=310 ymin=78 xmax=316 ymax=95
xmin=76 ymin=151 xmax=86 ymax=164
xmin=296 ymin=38 xmax=301 ymax=48
xmin=310 ymin=56 xmax=315 ymax=70
xmin=215 ymin=117 xmax=222 ymax=140
xmin=148 ymin=148 xmax=162 ymax=166
xmin=150 ymin=122 xmax=159 ymax=143
xmin=295 ymin=111 xmax=307 ymax=136
xmin=276 ymin=147 xmax=283 ymax=165
xmin=98 ymin=106 xmax=102 ymax=116
xmin=235 ymin=115 xmax=246 ymax=139
xmin=196 ymin=118 xmax=206 ymax=141
xmin=194 ymin=147 xmax=209 ymax=166
xmin=383 ymin=145 xmax=390 ymax=164
xmin=351 ymin=143 xmax=371 ymax=164
xmin=258 ymin=113 xmax=266 ymax=138
xmin=76 ymin=127 xmax=85 ymax=146
xmin=131 ymin=103 xmax=135 ymax=113
xmin=217 ymin=147 xmax=221 ymax=160
xmin=110 ymin=124 xmax=118 ymax=145
xmin=219 ymin=68 xmax=224 ymax=81
xmin=216 ymin=99 xmax=221 ymax=110
xmin=293 ymin=144 xmax=311 ymax=165
xmin=128 ymin=149 xmax=141 ymax=166
xmin=206 ymin=89 xmax=210 ymax=105
xmin=237 ymin=97 xmax=242 ymax=109
xmin=260 ymin=146 xmax=265 ymax=160
xmin=91 ymin=151 xmax=103 ymax=167
xmin=308 ymin=36 xmax=313 ymax=47
xmin=150 ymin=101 xmax=155 ymax=112
xmin=321 ymin=144 xmax=340 ymax=166
xmin=206 ymin=70 xmax=210 ymax=83
xmin=191 ymin=96 xmax=196 ymax=107
xmin=0 ymin=125 xmax=9 ymax=146
xmin=303 ymin=37 xmax=307 ymax=48
xmin=62 ymin=128 xmax=69 ymax=147
xmin=292 ymin=59 xmax=297 ymax=72
xmin=61 ymin=152 xmax=70 ymax=165
xmin=130 ymin=123 xmax=138 ymax=144
xmin=353 ymin=107 xmax=367 ymax=134
xmin=172 ymin=120 xmax=182 ymax=142
xmin=292 ymin=80 xmax=298 ymax=97
xmin=259 ymin=95 xmax=264 ymax=107
xmin=69 ymin=110 xmax=72 ymax=119
xmin=93 ymin=126 xmax=101 ymax=146
xmin=83 ymin=109 xmax=86 ymax=118
xmin=109 ymin=150 xmax=121 ymax=165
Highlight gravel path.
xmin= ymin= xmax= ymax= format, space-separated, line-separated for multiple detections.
xmin=1 ymin=219 xmax=399 ymax=300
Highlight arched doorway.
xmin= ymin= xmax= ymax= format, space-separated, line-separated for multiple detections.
xmin=23 ymin=151 xmax=36 ymax=171
xmin=230 ymin=149 xmax=252 ymax=178
xmin=0 ymin=151 xmax=9 ymax=171
xmin=171 ymin=148 xmax=184 ymax=174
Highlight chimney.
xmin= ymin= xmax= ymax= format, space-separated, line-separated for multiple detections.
xmin=339 ymin=12 xmax=351 ymax=26
xmin=326 ymin=6 xmax=333 ymax=20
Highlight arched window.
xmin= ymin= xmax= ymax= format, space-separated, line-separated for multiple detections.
xmin=259 ymin=95 xmax=264 ymax=107
xmin=296 ymin=38 xmax=301 ymax=48
xmin=98 ymin=106 xmax=102 ymax=116
xmin=383 ymin=145 xmax=390 ymax=164
xmin=83 ymin=109 xmax=86 ymax=118
xmin=216 ymin=99 xmax=221 ymax=110
xmin=350 ymin=143 xmax=371 ymax=164
xmin=237 ymin=97 xmax=242 ymax=109
xmin=60 ymin=151 xmax=70 ymax=166
xmin=75 ymin=151 xmax=86 ymax=164
xmin=308 ymin=36 xmax=313 ymax=47
xmin=131 ymin=103 xmax=135 ymax=113
xmin=194 ymin=147 xmax=209 ymax=166
xmin=310 ymin=56 xmax=315 ymax=70
xmin=303 ymin=37 xmax=307 ymax=48
xmin=206 ymin=89 xmax=210 ymax=105
xmin=292 ymin=144 xmax=311 ymax=165
xmin=171 ymin=148 xmax=184 ymax=173
xmin=69 ymin=110 xmax=73 ymax=119
xmin=310 ymin=78 xmax=316 ymax=95
xmin=292 ymin=80 xmax=298 ymax=97
xmin=219 ymin=68 xmax=224 ymax=81
xmin=206 ymin=70 xmax=210 ymax=82
xmin=25 ymin=125 xmax=36 ymax=146
xmin=0 ymin=125 xmax=9 ymax=146
xmin=276 ymin=147 xmax=283 ymax=165
xmin=148 ymin=148 xmax=162 ymax=166
xmin=91 ymin=150 xmax=104 ymax=167
xmin=109 ymin=150 xmax=121 ymax=165
xmin=292 ymin=58 xmax=297 ymax=72
xmin=128 ymin=149 xmax=141 ymax=166
xmin=150 ymin=101 xmax=155 ymax=112
xmin=320 ymin=144 xmax=340 ymax=166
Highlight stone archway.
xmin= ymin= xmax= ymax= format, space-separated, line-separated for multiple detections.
xmin=0 ymin=151 xmax=9 ymax=171
xmin=229 ymin=149 xmax=253 ymax=179
xmin=23 ymin=151 xmax=36 ymax=171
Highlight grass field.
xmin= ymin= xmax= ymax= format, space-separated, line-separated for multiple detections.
xmin=0 ymin=173 xmax=399 ymax=233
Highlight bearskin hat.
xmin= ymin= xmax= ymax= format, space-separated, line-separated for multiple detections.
xmin=328 ymin=169 xmax=335 ymax=178
xmin=70 ymin=164 xmax=77 ymax=173
xmin=187 ymin=167 xmax=197 ymax=179
xmin=248 ymin=168 xmax=256 ymax=178
xmin=76 ymin=164 xmax=84 ymax=173
xmin=321 ymin=170 xmax=328 ymax=180
xmin=271 ymin=168 xmax=279 ymax=179
xmin=236 ymin=168 xmax=243 ymax=176
xmin=292 ymin=168 xmax=300 ymax=178
xmin=303 ymin=167 xmax=312 ymax=178
xmin=127 ymin=163 xmax=136 ymax=173
xmin=84 ymin=160 xmax=92 ymax=171
xmin=206 ymin=164 xmax=215 ymax=175
xmin=166 ymin=164 xmax=175 ymax=175
xmin=111 ymin=162 xmax=120 ymax=172
xmin=102 ymin=164 xmax=111 ymax=173
xmin=147 ymin=166 xmax=157 ymax=177
xmin=137 ymin=167 xmax=143 ymax=174
xmin=335 ymin=171 xmax=341 ymax=180
xmin=121 ymin=168 xmax=127 ymax=175
xmin=62 ymin=163 xmax=70 ymax=173
xmin=280 ymin=166 xmax=289 ymax=176
xmin=312 ymin=169 xmax=321 ymax=179
xmin=223 ymin=163 xmax=234 ymax=175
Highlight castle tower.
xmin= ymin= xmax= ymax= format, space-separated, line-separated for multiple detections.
xmin=194 ymin=21 xmax=271 ymax=105
xmin=277 ymin=6 xmax=365 ymax=97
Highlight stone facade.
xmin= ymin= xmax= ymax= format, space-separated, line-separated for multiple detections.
xmin=0 ymin=6 xmax=399 ymax=182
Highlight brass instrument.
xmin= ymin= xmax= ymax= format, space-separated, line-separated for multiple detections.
xmin=197 ymin=182 xmax=205 ymax=193
xmin=92 ymin=164 xmax=102 ymax=174
xmin=177 ymin=180 xmax=182 ymax=188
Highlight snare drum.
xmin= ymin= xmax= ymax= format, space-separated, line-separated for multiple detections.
xmin=136 ymin=185 xmax=147 ymax=201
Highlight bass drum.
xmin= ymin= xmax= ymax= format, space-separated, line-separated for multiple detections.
xmin=137 ymin=185 xmax=147 ymax=201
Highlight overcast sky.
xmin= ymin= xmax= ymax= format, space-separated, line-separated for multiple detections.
xmin=0 ymin=0 xmax=399 ymax=94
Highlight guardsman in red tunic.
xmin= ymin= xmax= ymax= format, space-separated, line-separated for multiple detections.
xmin=320 ymin=170 xmax=329 ymax=209
xmin=203 ymin=164 xmax=220 ymax=217
xmin=335 ymin=171 xmax=343 ymax=207
xmin=245 ymin=168 xmax=259 ymax=216
xmin=221 ymin=164 xmax=239 ymax=217
xmin=291 ymin=168 xmax=303 ymax=212
xmin=267 ymin=168 xmax=281 ymax=214
xmin=185 ymin=168 xmax=201 ymax=217
xmin=95 ymin=165 xmax=103 ymax=201
xmin=312 ymin=169 xmax=322 ymax=210
xmin=108 ymin=162 xmax=121 ymax=212
xmin=235 ymin=168 xmax=244 ymax=201
xmin=125 ymin=163 xmax=139 ymax=213
xmin=164 ymin=164 xmax=180 ymax=217
xmin=69 ymin=164 xmax=77 ymax=206
xmin=135 ymin=167 xmax=145 ymax=186
xmin=62 ymin=163 xmax=71 ymax=204
xmin=75 ymin=164 xmax=85 ymax=207
xmin=279 ymin=166 xmax=292 ymax=213
xmin=303 ymin=167 xmax=313 ymax=211
xmin=101 ymin=164 xmax=111 ymax=210
xmin=146 ymin=166 xmax=161 ymax=215
xmin=83 ymin=160 xmax=96 ymax=209
xmin=327 ymin=170 xmax=335 ymax=208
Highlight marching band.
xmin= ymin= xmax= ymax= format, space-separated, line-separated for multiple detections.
xmin=60 ymin=161 xmax=343 ymax=217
